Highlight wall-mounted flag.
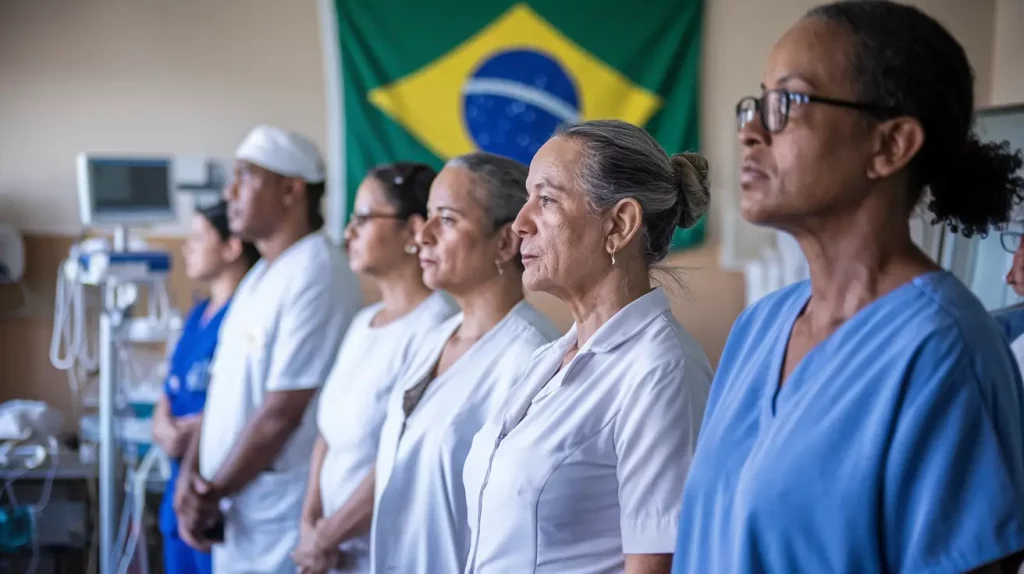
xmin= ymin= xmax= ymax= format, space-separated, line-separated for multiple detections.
xmin=330 ymin=0 xmax=704 ymax=250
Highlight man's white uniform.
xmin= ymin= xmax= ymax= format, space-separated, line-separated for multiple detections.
xmin=198 ymin=126 xmax=363 ymax=573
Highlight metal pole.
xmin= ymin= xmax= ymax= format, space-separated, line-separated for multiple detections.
xmin=98 ymin=282 xmax=117 ymax=574
xmin=100 ymin=224 xmax=127 ymax=574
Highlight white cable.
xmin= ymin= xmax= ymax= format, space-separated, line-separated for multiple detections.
xmin=112 ymin=481 xmax=133 ymax=572
xmin=49 ymin=248 xmax=99 ymax=378
xmin=116 ymin=447 xmax=163 ymax=574
xmin=34 ymin=437 xmax=60 ymax=513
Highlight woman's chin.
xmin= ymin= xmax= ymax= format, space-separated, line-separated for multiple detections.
xmin=521 ymin=267 xmax=550 ymax=293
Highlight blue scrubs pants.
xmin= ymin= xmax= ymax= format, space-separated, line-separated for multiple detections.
xmin=163 ymin=531 xmax=212 ymax=574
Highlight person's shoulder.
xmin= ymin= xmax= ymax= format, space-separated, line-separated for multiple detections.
xmin=724 ymin=280 xmax=810 ymax=347
xmin=418 ymin=291 xmax=460 ymax=323
xmin=286 ymin=234 xmax=358 ymax=289
xmin=881 ymin=273 xmax=1020 ymax=401
xmin=349 ymin=302 xmax=384 ymax=328
xmin=502 ymin=300 xmax=562 ymax=350
xmin=898 ymin=272 xmax=1006 ymax=354
xmin=744 ymin=280 xmax=810 ymax=321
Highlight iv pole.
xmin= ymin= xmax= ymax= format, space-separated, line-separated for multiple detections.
xmin=98 ymin=225 xmax=127 ymax=574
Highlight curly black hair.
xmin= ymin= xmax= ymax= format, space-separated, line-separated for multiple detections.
xmin=808 ymin=0 xmax=1024 ymax=238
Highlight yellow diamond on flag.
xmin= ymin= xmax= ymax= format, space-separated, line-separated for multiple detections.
xmin=368 ymin=3 xmax=663 ymax=163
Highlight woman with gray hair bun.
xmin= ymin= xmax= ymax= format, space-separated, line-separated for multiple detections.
xmin=368 ymin=152 xmax=560 ymax=574
xmin=461 ymin=119 xmax=714 ymax=574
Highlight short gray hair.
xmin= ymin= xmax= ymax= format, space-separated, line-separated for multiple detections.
xmin=445 ymin=152 xmax=529 ymax=230
xmin=556 ymin=120 xmax=711 ymax=265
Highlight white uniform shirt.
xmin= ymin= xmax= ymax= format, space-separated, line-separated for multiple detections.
xmin=371 ymin=301 xmax=560 ymax=574
xmin=199 ymin=232 xmax=362 ymax=574
xmin=316 ymin=292 xmax=457 ymax=572
xmin=462 ymin=288 xmax=712 ymax=573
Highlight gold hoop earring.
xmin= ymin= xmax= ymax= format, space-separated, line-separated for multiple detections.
xmin=404 ymin=244 xmax=418 ymax=255
xmin=495 ymin=261 xmax=504 ymax=276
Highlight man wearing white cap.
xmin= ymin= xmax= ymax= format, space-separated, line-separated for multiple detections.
xmin=174 ymin=124 xmax=362 ymax=573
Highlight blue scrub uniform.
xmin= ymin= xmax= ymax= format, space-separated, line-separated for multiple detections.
xmin=159 ymin=299 xmax=229 ymax=574
xmin=994 ymin=303 xmax=1024 ymax=342
xmin=674 ymin=271 xmax=1024 ymax=573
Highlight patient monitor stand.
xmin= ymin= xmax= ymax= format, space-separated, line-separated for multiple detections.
xmin=89 ymin=226 xmax=172 ymax=574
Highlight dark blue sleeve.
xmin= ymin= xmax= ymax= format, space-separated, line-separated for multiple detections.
xmin=993 ymin=305 xmax=1024 ymax=342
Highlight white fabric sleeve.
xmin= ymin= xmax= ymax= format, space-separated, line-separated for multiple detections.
xmin=266 ymin=267 xmax=349 ymax=392
xmin=614 ymin=357 xmax=706 ymax=554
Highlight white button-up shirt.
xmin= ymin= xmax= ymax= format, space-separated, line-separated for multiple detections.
xmin=199 ymin=232 xmax=362 ymax=574
xmin=462 ymin=288 xmax=712 ymax=573
xmin=316 ymin=292 xmax=456 ymax=572
xmin=371 ymin=301 xmax=560 ymax=574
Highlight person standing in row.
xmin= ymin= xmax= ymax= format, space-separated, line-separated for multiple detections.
xmin=174 ymin=124 xmax=363 ymax=574
xmin=674 ymin=2 xmax=1024 ymax=572
xmin=462 ymin=120 xmax=713 ymax=574
xmin=292 ymin=163 xmax=457 ymax=573
xmin=371 ymin=152 xmax=560 ymax=574
xmin=154 ymin=200 xmax=260 ymax=574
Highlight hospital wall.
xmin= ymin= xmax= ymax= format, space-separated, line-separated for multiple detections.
xmin=0 ymin=0 xmax=1021 ymax=423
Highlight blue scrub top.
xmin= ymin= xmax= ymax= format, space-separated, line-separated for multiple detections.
xmin=994 ymin=303 xmax=1024 ymax=343
xmin=674 ymin=271 xmax=1024 ymax=573
xmin=158 ymin=299 xmax=230 ymax=535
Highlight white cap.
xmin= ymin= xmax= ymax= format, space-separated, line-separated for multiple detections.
xmin=235 ymin=124 xmax=326 ymax=183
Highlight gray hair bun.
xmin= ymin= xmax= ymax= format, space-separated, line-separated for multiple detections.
xmin=670 ymin=153 xmax=711 ymax=229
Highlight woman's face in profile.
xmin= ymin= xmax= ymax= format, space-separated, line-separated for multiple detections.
xmin=182 ymin=213 xmax=229 ymax=282
xmin=516 ymin=137 xmax=608 ymax=297
xmin=739 ymin=17 xmax=879 ymax=230
xmin=344 ymin=177 xmax=411 ymax=276
xmin=417 ymin=165 xmax=509 ymax=294
xmin=1006 ymin=233 xmax=1024 ymax=297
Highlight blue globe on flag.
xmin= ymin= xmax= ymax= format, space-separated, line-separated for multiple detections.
xmin=462 ymin=49 xmax=580 ymax=165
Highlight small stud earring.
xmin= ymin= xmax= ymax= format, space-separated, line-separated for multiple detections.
xmin=404 ymin=244 xmax=418 ymax=255
xmin=495 ymin=261 xmax=504 ymax=276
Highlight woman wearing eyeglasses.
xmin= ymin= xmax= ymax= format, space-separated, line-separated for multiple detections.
xmin=993 ymin=227 xmax=1024 ymax=377
xmin=673 ymin=2 xmax=1024 ymax=573
xmin=292 ymin=163 xmax=457 ymax=574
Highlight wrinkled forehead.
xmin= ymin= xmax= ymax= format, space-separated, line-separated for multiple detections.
xmin=527 ymin=137 xmax=583 ymax=191
xmin=764 ymin=17 xmax=859 ymax=99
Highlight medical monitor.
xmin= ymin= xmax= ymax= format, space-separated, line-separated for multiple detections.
xmin=77 ymin=154 xmax=176 ymax=227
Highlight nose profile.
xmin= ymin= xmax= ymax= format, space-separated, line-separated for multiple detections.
xmin=223 ymin=179 xmax=238 ymax=201
xmin=511 ymin=200 xmax=535 ymax=238
xmin=739 ymin=115 xmax=769 ymax=149
xmin=417 ymin=216 xmax=437 ymax=247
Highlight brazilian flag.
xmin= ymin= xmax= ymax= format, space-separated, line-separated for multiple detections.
xmin=331 ymin=1 xmax=704 ymax=250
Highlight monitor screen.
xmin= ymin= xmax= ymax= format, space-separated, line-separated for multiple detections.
xmin=77 ymin=155 xmax=175 ymax=226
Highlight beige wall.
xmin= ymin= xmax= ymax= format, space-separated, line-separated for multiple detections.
xmin=0 ymin=0 xmax=328 ymax=234
xmin=992 ymin=0 xmax=1024 ymax=106
xmin=0 ymin=0 xmax=1020 ymax=415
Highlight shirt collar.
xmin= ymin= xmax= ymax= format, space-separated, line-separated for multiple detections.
xmin=502 ymin=288 xmax=672 ymax=428
xmin=574 ymin=287 xmax=672 ymax=354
